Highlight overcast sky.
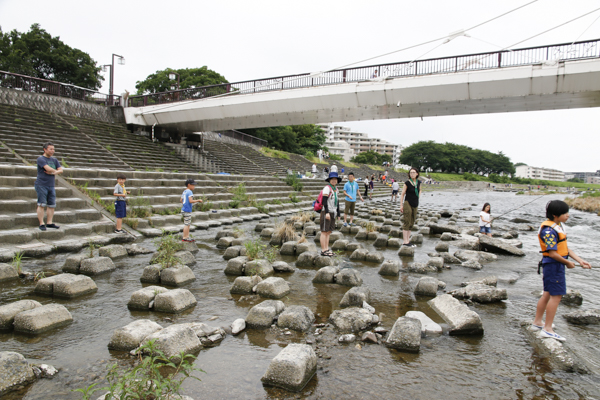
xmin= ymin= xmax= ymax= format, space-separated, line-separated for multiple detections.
xmin=1 ymin=0 xmax=599 ymax=172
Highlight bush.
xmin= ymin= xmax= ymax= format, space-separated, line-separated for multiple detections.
xmin=230 ymin=183 xmax=248 ymax=202
xmin=153 ymin=233 xmax=184 ymax=269
xmin=274 ymin=221 xmax=299 ymax=243
xmin=462 ymin=172 xmax=480 ymax=181
xmin=244 ymin=237 xmax=266 ymax=261
xmin=284 ymin=174 xmax=303 ymax=192
xmin=75 ymin=340 xmax=202 ymax=400
xmin=199 ymin=196 xmax=212 ymax=211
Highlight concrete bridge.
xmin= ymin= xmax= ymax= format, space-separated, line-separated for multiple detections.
xmin=125 ymin=39 xmax=600 ymax=132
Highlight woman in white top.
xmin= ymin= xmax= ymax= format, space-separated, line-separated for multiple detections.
xmin=479 ymin=203 xmax=493 ymax=237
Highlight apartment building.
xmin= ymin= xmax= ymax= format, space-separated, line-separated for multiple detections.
xmin=515 ymin=165 xmax=565 ymax=181
xmin=318 ymin=124 xmax=403 ymax=165
xmin=564 ymin=170 xmax=600 ymax=182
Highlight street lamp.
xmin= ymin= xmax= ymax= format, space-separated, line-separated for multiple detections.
xmin=109 ymin=53 xmax=125 ymax=105
xmin=168 ymin=71 xmax=180 ymax=90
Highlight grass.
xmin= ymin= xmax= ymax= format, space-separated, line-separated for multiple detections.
xmin=12 ymin=252 xmax=24 ymax=274
xmin=565 ymin=195 xmax=600 ymax=215
xmin=363 ymin=221 xmax=377 ymax=233
xmin=260 ymin=147 xmax=290 ymax=160
xmin=123 ymin=217 xmax=139 ymax=229
xmin=73 ymin=181 xmax=115 ymax=215
xmin=290 ymin=212 xmax=313 ymax=224
xmin=274 ymin=221 xmax=299 ymax=242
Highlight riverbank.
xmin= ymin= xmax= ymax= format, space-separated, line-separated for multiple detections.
xmin=565 ymin=193 xmax=600 ymax=215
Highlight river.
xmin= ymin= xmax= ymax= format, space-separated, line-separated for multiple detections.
xmin=1 ymin=191 xmax=599 ymax=399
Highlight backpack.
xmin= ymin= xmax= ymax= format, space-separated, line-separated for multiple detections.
xmin=313 ymin=190 xmax=324 ymax=212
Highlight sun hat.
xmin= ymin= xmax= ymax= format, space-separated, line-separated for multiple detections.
xmin=325 ymin=172 xmax=342 ymax=183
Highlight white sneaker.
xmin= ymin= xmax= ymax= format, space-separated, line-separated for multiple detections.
xmin=540 ymin=330 xmax=566 ymax=342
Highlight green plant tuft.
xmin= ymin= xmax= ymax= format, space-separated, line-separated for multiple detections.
xmin=153 ymin=233 xmax=184 ymax=269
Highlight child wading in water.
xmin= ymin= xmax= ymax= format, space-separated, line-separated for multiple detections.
xmin=319 ymin=172 xmax=341 ymax=256
xmin=479 ymin=203 xmax=493 ymax=237
xmin=533 ymin=200 xmax=591 ymax=341
xmin=181 ymin=179 xmax=203 ymax=242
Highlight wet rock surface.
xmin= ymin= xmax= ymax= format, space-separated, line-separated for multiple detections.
xmin=261 ymin=343 xmax=317 ymax=392
xmin=428 ymin=294 xmax=483 ymax=335
xmin=108 ymin=319 xmax=163 ymax=351
xmin=563 ymin=309 xmax=600 ymax=325
xmin=385 ymin=317 xmax=422 ymax=352
xmin=0 ymin=351 xmax=36 ymax=395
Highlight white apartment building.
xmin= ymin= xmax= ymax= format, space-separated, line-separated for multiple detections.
xmin=318 ymin=124 xmax=403 ymax=165
xmin=323 ymin=140 xmax=355 ymax=162
xmin=515 ymin=165 xmax=565 ymax=181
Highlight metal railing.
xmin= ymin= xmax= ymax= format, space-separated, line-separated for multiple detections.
xmin=0 ymin=70 xmax=121 ymax=106
xmin=217 ymin=130 xmax=268 ymax=147
xmin=129 ymin=38 xmax=600 ymax=108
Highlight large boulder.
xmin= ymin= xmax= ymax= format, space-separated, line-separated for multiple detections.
xmin=141 ymin=324 xmax=202 ymax=363
xmin=0 ymin=300 xmax=42 ymax=330
xmin=414 ymin=277 xmax=440 ymax=297
xmin=373 ymin=234 xmax=388 ymax=247
xmin=174 ymin=250 xmax=196 ymax=266
xmin=140 ymin=265 xmax=162 ymax=283
xmin=256 ymin=277 xmax=290 ymax=299
xmin=385 ymin=317 xmax=422 ymax=352
xmin=246 ymin=300 xmax=285 ymax=329
xmin=349 ymin=248 xmax=368 ymax=261
xmin=272 ymin=261 xmax=295 ymax=273
xmin=334 ymin=268 xmax=363 ymax=287
xmin=34 ymin=274 xmax=98 ymax=298
xmin=378 ymin=260 xmax=400 ymax=276
xmin=216 ymin=237 xmax=235 ymax=249
xmin=127 ymin=286 xmax=169 ymax=310
xmin=329 ymin=307 xmax=373 ymax=333
xmin=13 ymin=304 xmax=73 ymax=334
xmin=405 ymin=311 xmax=442 ymax=335
xmin=398 ymin=246 xmax=415 ymax=257
xmin=365 ymin=252 xmax=385 ymax=263
xmin=314 ymin=255 xmax=337 ymax=268
xmin=426 ymin=257 xmax=444 ymax=271
xmin=563 ymin=309 xmax=600 ymax=325
xmin=230 ymin=276 xmax=263 ymax=295
xmin=280 ymin=241 xmax=297 ymax=256
xmin=428 ymin=294 xmax=483 ymax=335
xmin=153 ymin=289 xmax=197 ymax=313
xmin=478 ymin=235 xmax=525 ymax=256
xmin=160 ymin=265 xmax=196 ymax=287
xmin=0 ymin=352 xmax=36 ymax=395
xmin=454 ymin=250 xmax=498 ymax=263
xmin=261 ymin=344 xmax=317 ymax=392
xmin=339 ymin=287 xmax=370 ymax=308
xmin=449 ymin=284 xmax=507 ymax=303
xmin=296 ymin=251 xmax=318 ymax=267
xmin=312 ymin=266 xmax=339 ymax=284
xmin=223 ymin=246 xmax=243 ymax=260
xmin=244 ymin=260 xmax=274 ymax=278
xmin=277 ymin=306 xmax=315 ymax=332
xmin=295 ymin=242 xmax=317 ymax=255
xmin=62 ymin=255 xmax=91 ymax=273
xmin=98 ymin=244 xmax=128 ymax=259
xmin=108 ymin=320 xmax=163 ymax=351
xmin=331 ymin=239 xmax=349 ymax=251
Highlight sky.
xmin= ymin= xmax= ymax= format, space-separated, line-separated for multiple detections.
xmin=1 ymin=0 xmax=599 ymax=172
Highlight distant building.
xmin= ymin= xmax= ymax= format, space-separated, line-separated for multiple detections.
xmin=588 ymin=176 xmax=600 ymax=184
xmin=515 ymin=165 xmax=565 ymax=181
xmin=324 ymin=140 xmax=355 ymax=162
xmin=564 ymin=170 xmax=600 ymax=182
xmin=317 ymin=124 xmax=403 ymax=165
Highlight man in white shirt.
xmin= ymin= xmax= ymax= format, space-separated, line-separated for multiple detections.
xmin=330 ymin=164 xmax=338 ymax=173
xmin=391 ymin=180 xmax=400 ymax=203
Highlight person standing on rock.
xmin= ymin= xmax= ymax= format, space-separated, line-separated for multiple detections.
xmin=312 ymin=163 xmax=317 ymax=178
xmin=343 ymin=172 xmax=363 ymax=227
xmin=363 ymin=175 xmax=370 ymax=200
xmin=399 ymin=168 xmax=420 ymax=247
xmin=330 ymin=164 xmax=338 ymax=173
xmin=319 ymin=172 xmax=341 ymax=257
xmin=181 ymin=179 xmax=203 ymax=242
xmin=479 ymin=203 xmax=493 ymax=237
xmin=391 ymin=179 xmax=400 ymax=203
xmin=35 ymin=142 xmax=63 ymax=231
xmin=533 ymin=200 xmax=591 ymax=341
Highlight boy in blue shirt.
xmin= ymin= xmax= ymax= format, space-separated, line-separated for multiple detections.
xmin=532 ymin=200 xmax=591 ymax=341
xmin=342 ymin=172 xmax=363 ymax=227
xmin=181 ymin=179 xmax=203 ymax=242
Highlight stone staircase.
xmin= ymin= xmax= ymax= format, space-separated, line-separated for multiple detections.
xmin=0 ymin=165 xmax=130 ymax=262
xmin=202 ymin=140 xmax=269 ymax=175
xmin=0 ymin=103 xmax=130 ymax=170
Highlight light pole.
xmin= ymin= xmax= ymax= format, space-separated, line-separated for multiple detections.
xmin=109 ymin=54 xmax=125 ymax=105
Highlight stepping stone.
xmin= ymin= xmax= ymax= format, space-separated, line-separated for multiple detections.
xmin=277 ymin=306 xmax=315 ymax=332
xmin=261 ymin=344 xmax=317 ymax=392
xmin=449 ymin=284 xmax=507 ymax=303
xmin=334 ymin=268 xmax=363 ymax=287
xmin=0 ymin=263 xmax=18 ymax=283
xmin=108 ymin=319 xmax=163 ymax=351
xmin=339 ymin=287 xmax=370 ymax=308
xmin=414 ymin=277 xmax=440 ymax=297
xmin=34 ymin=274 xmax=98 ymax=298
xmin=329 ymin=307 xmax=373 ymax=333
xmin=128 ymin=286 xmax=169 ymax=310
xmin=153 ymin=289 xmax=197 ymax=313
xmin=230 ymin=276 xmax=263 ymax=294
xmin=13 ymin=304 xmax=73 ymax=334
xmin=398 ymin=246 xmax=415 ymax=257
xmin=385 ymin=317 xmax=422 ymax=353
xmin=224 ymin=256 xmax=248 ymax=276
xmin=246 ymin=300 xmax=285 ymax=329
xmin=0 ymin=300 xmax=42 ymax=330
xmin=256 ymin=277 xmax=290 ymax=299
xmin=0 ymin=352 xmax=36 ymax=394
xmin=160 ymin=266 xmax=196 ymax=287
xmin=312 ymin=266 xmax=339 ymax=284
xmin=80 ymin=257 xmax=116 ymax=276
xmin=378 ymin=260 xmax=400 ymax=276
xmin=428 ymin=294 xmax=483 ymax=335
xmin=142 ymin=324 xmax=202 ymax=363
xmin=405 ymin=311 xmax=442 ymax=335
xmin=98 ymin=244 xmax=128 ymax=259
xmin=125 ymin=244 xmax=154 ymax=256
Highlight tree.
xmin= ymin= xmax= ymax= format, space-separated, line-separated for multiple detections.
xmin=135 ymin=67 xmax=228 ymax=94
xmin=567 ymin=177 xmax=583 ymax=183
xmin=0 ymin=24 xmax=103 ymax=90
xmin=239 ymin=125 xmax=326 ymax=156
xmin=351 ymin=150 xmax=392 ymax=166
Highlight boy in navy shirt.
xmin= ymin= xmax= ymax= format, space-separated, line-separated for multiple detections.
xmin=533 ymin=200 xmax=591 ymax=341
xmin=181 ymin=179 xmax=203 ymax=242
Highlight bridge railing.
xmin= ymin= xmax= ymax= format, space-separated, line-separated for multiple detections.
xmin=0 ymin=70 xmax=121 ymax=106
xmin=128 ymin=38 xmax=600 ymax=108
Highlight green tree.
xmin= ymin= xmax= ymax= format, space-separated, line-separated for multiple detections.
xmin=240 ymin=124 xmax=325 ymax=156
xmin=350 ymin=150 xmax=391 ymax=165
xmin=135 ymin=67 xmax=228 ymax=94
xmin=0 ymin=24 xmax=103 ymax=89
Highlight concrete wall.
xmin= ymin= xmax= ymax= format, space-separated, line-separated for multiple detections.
xmin=0 ymin=87 xmax=123 ymax=123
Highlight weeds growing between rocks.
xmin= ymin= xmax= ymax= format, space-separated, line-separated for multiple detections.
xmin=274 ymin=221 xmax=299 ymax=243
xmin=12 ymin=251 xmax=23 ymax=274
xmin=153 ymin=233 xmax=183 ymax=269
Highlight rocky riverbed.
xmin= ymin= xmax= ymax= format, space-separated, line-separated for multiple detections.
xmin=1 ymin=190 xmax=599 ymax=399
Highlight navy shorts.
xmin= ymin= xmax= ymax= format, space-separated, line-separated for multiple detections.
xmin=35 ymin=185 xmax=56 ymax=208
xmin=115 ymin=201 xmax=127 ymax=218
xmin=479 ymin=226 xmax=491 ymax=234
xmin=392 ymin=190 xmax=398 ymax=195
xmin=542 ymin=262 xmax=567 ymax=296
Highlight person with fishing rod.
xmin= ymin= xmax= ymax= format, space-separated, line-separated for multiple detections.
xmin=479 ymin=203 xmax=493 ymax=237
xmin=532 ymin=200 xmax=592 ymax=342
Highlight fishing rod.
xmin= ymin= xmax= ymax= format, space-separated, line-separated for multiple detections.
xmin=487 ymin=191 xmax=557 ymax=226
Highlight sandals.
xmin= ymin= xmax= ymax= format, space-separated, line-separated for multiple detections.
xmin=321 ymin=249 xmax=334 ymax=257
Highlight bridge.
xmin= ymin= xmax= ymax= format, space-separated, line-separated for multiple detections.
xmin=124 ymin=39 xmax=600 ymax=132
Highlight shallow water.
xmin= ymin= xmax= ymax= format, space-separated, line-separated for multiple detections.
xmin=2 ymin=191 xmax=600 ymax=400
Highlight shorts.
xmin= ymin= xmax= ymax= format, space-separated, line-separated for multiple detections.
xmin=392 ymin=190 xmax=398 ymax=195
xmin=115 ymin=200 xmax=127 ymax=218
xmin=35 ymin=185 xmax=56 ymax=208
xmin=319 ymin=211 xmax=336 ymax=232
xmin=542 ymin=262 xmax=567 ymax=295
xmin=402 ymin=201 xmax=418 ymax=231
xmin=182 ymin=212 xmax=192 ymax=226
xmin=369 ymin=188 xmax=373 ymax=193
xmin=344 ymin=201 xmax=356 ymax=216
xmin=479 ymin=226 xmax=491 ymax=234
